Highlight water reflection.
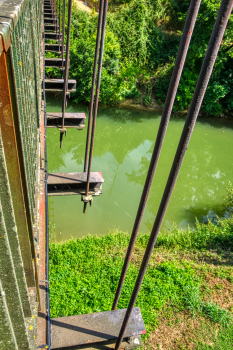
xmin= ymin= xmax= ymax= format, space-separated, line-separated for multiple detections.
xmin=46 ymin=96 xmax=233 ymax=241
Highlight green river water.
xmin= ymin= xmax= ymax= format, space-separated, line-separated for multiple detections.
xmin=46 ymin=96 xmax=233 ymax=242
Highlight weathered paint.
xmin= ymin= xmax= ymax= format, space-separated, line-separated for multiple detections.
xmin=0 ymin=280 xmax=18 ymax=350
xmin=0 ymin=132 xmax=31 ymax=317
xmin=0 ymin=199 xmax=30 ymax=349
xmin=37 ymin=101 xmax=47 ymax=349
xmin=51 ymin=308 xmax=145 ymax=349
xmin=0 ymin=39 xmax=35 ymax=288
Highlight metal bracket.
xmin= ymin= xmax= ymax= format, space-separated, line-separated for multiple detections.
xmin=59 ymin=128 xmax=66 ymax=134
xmin=82 ymin=194 xmax=93 ymax=213
xmin=125 ymin=336 xmax=142 ymax=349
xmin=81 ymin=194 xmax=93 ymax=204
xmin=59 ymin=128 xmax=67 ymax=148
xmin=39 ymin=280 xmax=50 ymax=284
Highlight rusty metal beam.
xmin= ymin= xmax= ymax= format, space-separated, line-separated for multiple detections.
xmin=47 ymin=171 xmax=104 ymax=196
xmin=45 ymin=43 xmax=65 ymax=52
xmin=0 ymin=40 xmax=36 ymax=289
xmin=47 ymin=112 xmax=86 ymax=129
xmin=44 ymin=78 xmax=76 ymax=92
xmin=5 ymin=47 xmax=41 ymax=310
xmin=51 ymin=308 xmax=145 ymax=349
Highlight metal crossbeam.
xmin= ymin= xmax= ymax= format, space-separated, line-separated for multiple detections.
xmin=44 ymin=78 xmax=76 ymax=92
xmin=51 ymin=308 xmax=145 ymax=349
xmin=47 ymin=172 xmax=104 ymax=196
xmin=45 ymin=43 xmax=65 ymax=52
xmin=47 ymin=112 xmax=86 ymax=128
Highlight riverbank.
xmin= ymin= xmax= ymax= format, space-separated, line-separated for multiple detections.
xmin=49 ymin=217 xmax=233 ymax=349
xmin=45 ymin=0 xmax=233 ymax=117
xmin=117 ymin=97 xmax=233 ymax=118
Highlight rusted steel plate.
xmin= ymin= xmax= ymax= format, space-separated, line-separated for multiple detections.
xmin=37 ymin=100 xmax=47 ymax=350
xmin=0 ymin=41 xmax=35 ymax=288
xmin=51 ymin=308 xmax=146 ymax=349
xmin=0 ymin=0 xmax=28 ymax=51
xmin=48 ymin=113 xmax=86 ymax=119
xmin=44 ymin=12 xmax=56 ymax=18
xmin=45 ymin=57 xmax=69 ymax=68
xmin=47 ymin=112 xmax=86 ymax=128
xmin=0 ymin=36 xmax=3 ymax=56
xmin=45 ymin=43 xmax=65 ymax=52
xmin=44 ymin=25 xmax=59 ymax=32
xmin=44 ymin=79 xmax=76 ymax=93
xmin=48 ymin=172 xmax=103 ymax=184
xmin=44 ymin=18 xmax=56 ymax=24
xmin=44 ymin=32 xmax=62 ymax=40
xmin=47 ymin=172 xmax=103 ymax=196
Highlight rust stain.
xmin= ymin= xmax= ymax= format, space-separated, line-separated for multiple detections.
xmin=0 ymin=37 xmax=35 ymax=287
xmin=3 ymin=105 xmax=13 ymax=126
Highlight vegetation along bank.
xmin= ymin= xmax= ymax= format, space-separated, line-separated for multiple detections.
xmin=45 ymin=0 xmax=233 ymax=116
xmin=50 ymin=185 xmax=233 ymax=349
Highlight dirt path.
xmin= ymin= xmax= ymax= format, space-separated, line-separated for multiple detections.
xmin=73 ymin=0 xmax=92 ymax=13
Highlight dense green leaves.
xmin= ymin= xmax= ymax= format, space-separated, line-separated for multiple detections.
xmin=47 ymin=0 xmax=233 ymax=114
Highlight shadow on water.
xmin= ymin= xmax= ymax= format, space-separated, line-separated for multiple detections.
xmin=98 ymin=104 xmax=162 ymax=123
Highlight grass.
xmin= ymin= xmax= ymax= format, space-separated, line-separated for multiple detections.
xmin=49 ymin=217 xmax=233 ymax=349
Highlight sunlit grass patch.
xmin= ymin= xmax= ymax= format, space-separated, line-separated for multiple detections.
xmin=49 ymin=218 xmax=233 ymax=348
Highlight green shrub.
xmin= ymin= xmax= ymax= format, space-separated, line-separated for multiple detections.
xmin=47 ymin=0 xmax=233 ymax=112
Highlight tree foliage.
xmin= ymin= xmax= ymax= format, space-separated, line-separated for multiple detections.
xmin=46 ymin=0 xmax=233 ymax=115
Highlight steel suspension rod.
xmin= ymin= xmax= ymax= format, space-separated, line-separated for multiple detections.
xmin=43 ymin=24 xmax=51 ymax=350
xmin=83 ymin=0 xmax=108 ymax=213
xmin=83 ymin=0 xmax=104 ymax=173
xmin=59 ymin=0 xmax=61 ymax=48
xmin=60 ymin=0 xmax=72 ymax=148
xmin=115 ymin=0 xmax=233 ymax=349
xmin=56 ymin=0 xmax=58 ymax=38
xmin=112 ymin=0 xmax=202 ymax=311
xmin=61 ymin=0 xmax=65 ymax=69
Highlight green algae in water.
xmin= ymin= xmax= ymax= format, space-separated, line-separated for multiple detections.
xmin=46 ymin=96 xmax=233 ymax=242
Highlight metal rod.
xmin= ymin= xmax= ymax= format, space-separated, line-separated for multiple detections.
xmin=43 ymin=26 xmax=51 ymax=350
xmin=111 ymin=0 xmax=202 ymax=311
xmin=85 ymin=0 xmax=108 ymax=185
xmin=84 ymin=0 xmax=108 ymax=213
xmin=59 ymin=0 xmax=61 ymax=51
xmin=65 ymin=4 xmax=72 ymax=100
xmin=83 ymin=0 xmax=104 ymax=173
xmin=60 ymin=0 xmax=72 ymax=148
xmin=61 ymin=0 xmax=65 ymax=70
xmin=52 ymin=0 xmax=55 ymax=19
xmin=57 ymin=0 xmax=59 ymax=39
xmin=115 ymin=1 xmax=232 ymax=349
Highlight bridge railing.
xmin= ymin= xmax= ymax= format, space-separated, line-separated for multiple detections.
xmin=0 ymin=0 xmax=42 ymax=348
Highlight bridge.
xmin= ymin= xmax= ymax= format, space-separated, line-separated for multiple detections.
xmin=0 ymin=0 xmax=232 ymax=348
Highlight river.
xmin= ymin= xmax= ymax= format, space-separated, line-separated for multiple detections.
xmin=46 ymin=96 xmax=233 ymax=242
